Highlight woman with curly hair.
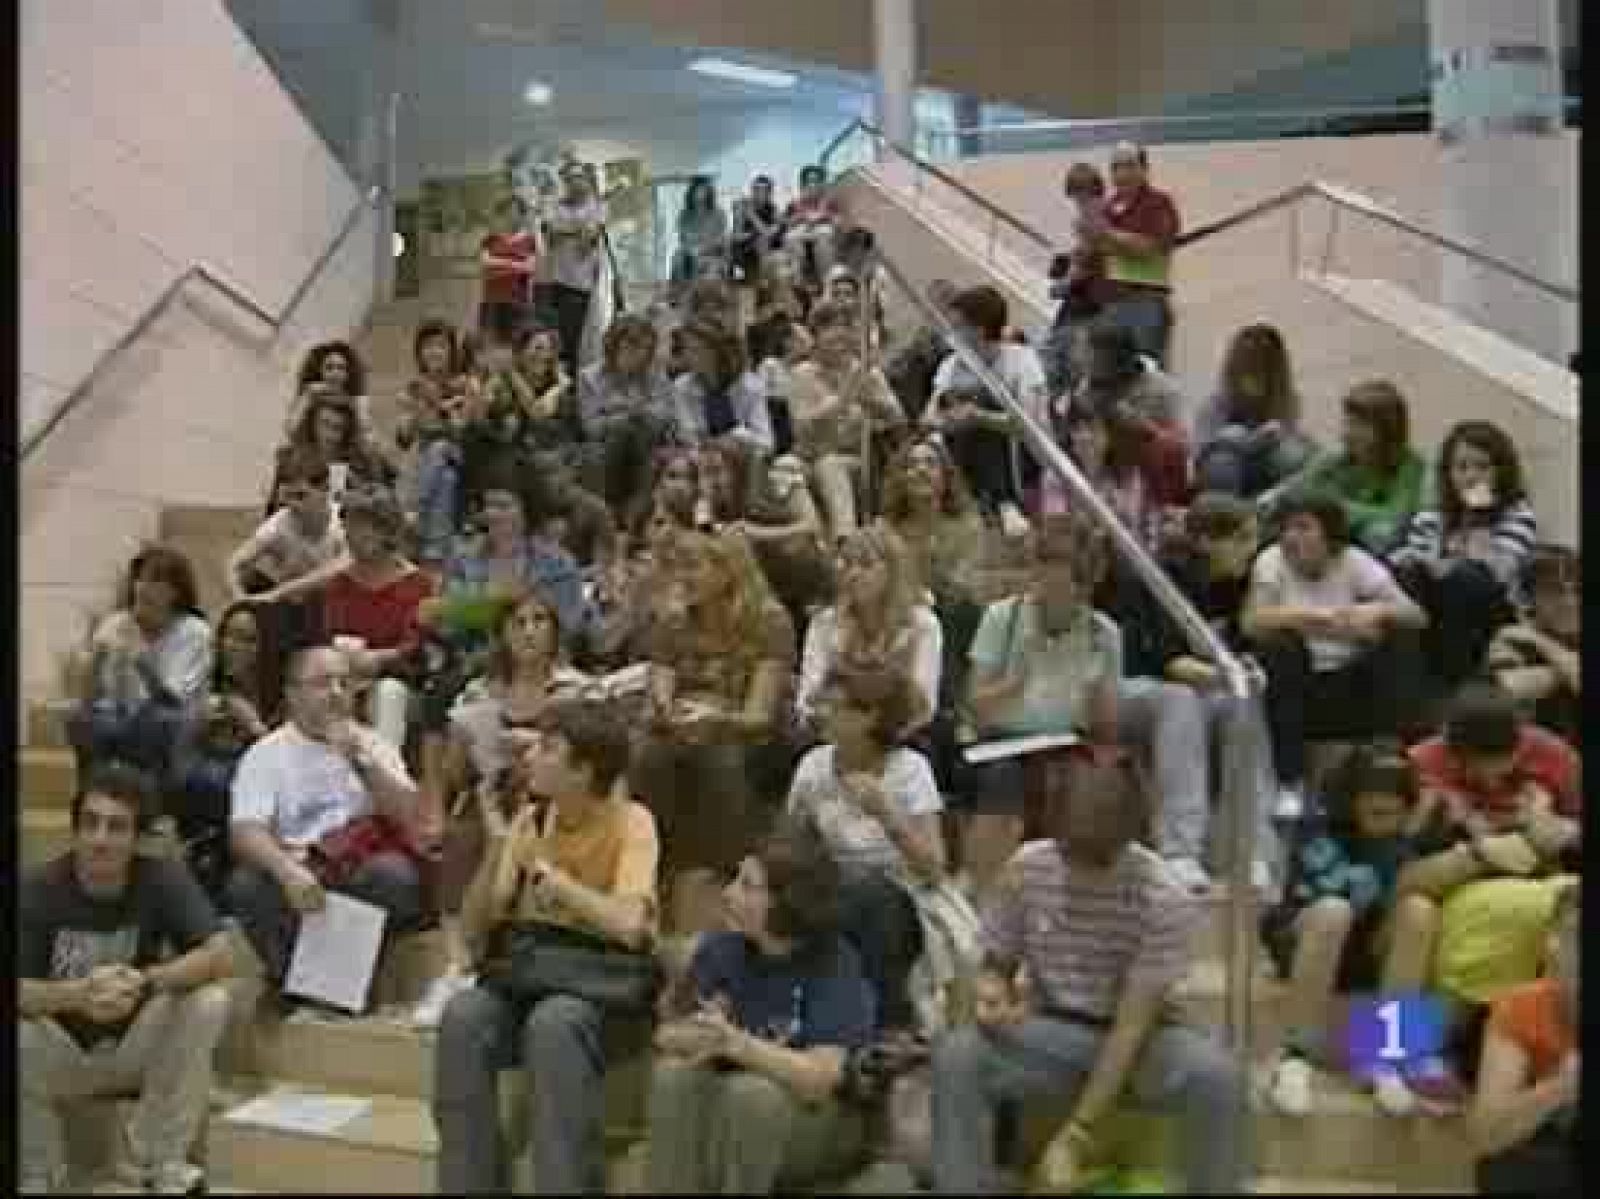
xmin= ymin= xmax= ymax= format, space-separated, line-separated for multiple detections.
xmin=796 ymin=525 xmax=941 ymax=737
xmin=1390 ymin=419 xmax=1540 ymax=692
xmin=634 ymin=527 xmax=796 ymax=932
xmin=879 ymin=436 xmax=984 ymax=609
xmin=284 ymin=339 xmax=372 ymax=439
xmin=268 ymin=393 xmax=395 ymax=512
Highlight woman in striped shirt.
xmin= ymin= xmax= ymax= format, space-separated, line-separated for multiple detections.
xmin=1389 ymin=420 xmax=1538 ymax=693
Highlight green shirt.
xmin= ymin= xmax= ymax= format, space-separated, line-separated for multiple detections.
xmin=1296 ymin=448 xmax=1429 ymax=553
xmin=968 ymin=597 xmax=1123 ymax=737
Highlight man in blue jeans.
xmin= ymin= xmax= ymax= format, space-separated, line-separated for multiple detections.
xmin=1085 ymin=142 xmax=1180 ymax=366
xmin=930 ymin=751 xmax=1249 ymax=1193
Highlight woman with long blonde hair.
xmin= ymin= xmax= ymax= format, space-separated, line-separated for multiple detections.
xmin=635 ymin=528 xmax=796 ymax=931
xmin=797 ymin=525 xmax=942 ymax=737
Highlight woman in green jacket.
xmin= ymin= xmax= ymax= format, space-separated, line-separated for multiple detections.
xmin=1263 ymin=379 xmax=1428 ymax=554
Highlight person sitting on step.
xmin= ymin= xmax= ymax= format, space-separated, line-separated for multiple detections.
xmin=646 ymin=820 xmax=877 ymax=1193
xmin=225 ymin=644 xmax=427 ymax=1007
xmin=20 ymin=761 xmax=235 ymax=1195
xmin=432 ymin=698 xmax=658 ymax=1194
xmin=1259 ymin=743 xmax=1457 ymax=1119
xmin=929 ymin=749 xmax=1248 ymax=1194
xmin=1469 ymin=879 xmax=1579 ymax=1196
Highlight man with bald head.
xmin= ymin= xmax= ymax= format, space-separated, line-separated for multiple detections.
xmin=226 ymin=644 xmax=424 ymax=1003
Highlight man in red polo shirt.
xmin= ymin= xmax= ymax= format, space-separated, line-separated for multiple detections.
xmin=1409 ymin=680 xmax=1581 ymax=838
xmin=1082 ymin=142 xmax=1181 ymax=367
xmin=479 ymin=196 xmax=537 ymax=341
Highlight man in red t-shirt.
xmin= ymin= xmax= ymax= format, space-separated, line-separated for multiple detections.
xmin=1409 ymin=681 xmax=1581 ymax=837
xmin=1082 ymin=142 xmax=1181 ymax=366
xmin=479 ymin=197 xmax=537 ymax=341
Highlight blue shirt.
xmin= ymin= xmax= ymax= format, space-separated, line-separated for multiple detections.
xmin=442 ymin=534 xmax=594 ymax=648
xmin=687 ymin=931 xmax=877 ymax=1050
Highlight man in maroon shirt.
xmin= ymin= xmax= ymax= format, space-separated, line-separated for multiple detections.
xmin=1083 ymin=143 xmax=1181 ymax=367
xmin=479 ymin=197 xmax=537 ymax=341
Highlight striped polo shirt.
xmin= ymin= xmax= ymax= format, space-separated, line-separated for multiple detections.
xmin=982 ymin=840 xmax=1198 ymax=1023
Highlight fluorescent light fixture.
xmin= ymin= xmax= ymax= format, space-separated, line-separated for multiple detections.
xmin=523 ymin=81 xmax=553 ymax=105
xmin=687 ymin=57 xmax=796 ymax=89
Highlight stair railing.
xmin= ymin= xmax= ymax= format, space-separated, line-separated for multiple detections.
xmin=820 ymin=118 xmax=1578 ymax=308
xmin=22 ymin=184 xmax=388 ymax=463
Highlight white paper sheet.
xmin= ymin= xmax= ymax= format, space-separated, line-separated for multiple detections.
xmin=284 ymin=891 xmax=387 ymax=1013
xmin=960 ymin=732 xmax=1081 ymax=765
xmin=223 ymin=1088 xmax=372 ymax=1137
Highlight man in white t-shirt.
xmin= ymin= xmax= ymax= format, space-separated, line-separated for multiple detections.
xmin=924 ymin=284 xmax=1047 ymax=539
xmin=225 ymin=645 xmax=424 ymax=993
xmin=1243 ymin=492 xmax=1428 ymax=802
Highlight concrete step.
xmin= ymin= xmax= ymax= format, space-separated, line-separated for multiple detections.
xmin=22 ymin=747 xmax=78 ymax=809
xmin=205 ymin=1068 xmax=1474 ymax=1195
xmin=158 ymin=505 xmax=264 ymax=543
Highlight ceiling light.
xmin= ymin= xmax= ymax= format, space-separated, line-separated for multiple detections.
xmin=687 ymin=58 xmax=797 ymax=89
xmin=392 ymin=232 xmax=406 ymax=259
xmin=523 ymin=81 xmax=553 ymax=105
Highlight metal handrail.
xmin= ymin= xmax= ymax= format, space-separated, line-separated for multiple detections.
xmin=22 ymin=184 xmax=387 ymax=463
xmin=821 ymin=119 xmax=1055 ymax=253
xmin=826 ymin=118 xmax=1578 ymax=305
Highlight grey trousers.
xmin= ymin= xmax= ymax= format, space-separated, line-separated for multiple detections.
xmin=433 ymin=985 xmax=615 ymax=1195
xmin=930 ymin=1016 xmax=1250 ymax=1194
xmin=646 ymin=1060 xmax=868 ymax=1194
xmin=20 ymin=983 xmax=233 ymax=1191
xmin=224 ymin=854 xmax=423 ymax=987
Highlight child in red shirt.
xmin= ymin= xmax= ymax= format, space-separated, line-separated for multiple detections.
xmin=479 ymin=196 xmax=537 ymax=341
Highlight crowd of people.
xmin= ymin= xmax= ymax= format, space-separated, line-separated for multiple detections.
xmin=20 ymin=147 xmax=1579 ymax=1195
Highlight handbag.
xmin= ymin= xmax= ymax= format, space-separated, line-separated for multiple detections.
xmin=480 ymin=919 xmax=660 ymax=1016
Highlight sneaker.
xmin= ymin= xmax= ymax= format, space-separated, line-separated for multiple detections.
xmin=1266 ymin=1053 xmax=1314 ymax=1118
xmin=149 ymin=1163 xmax=206 ymax=1195
xmin=1371 ymin=1066 xmax=1418 ymax=1118
xmin=998 ymin=502 xmax=1031 ymax=540
xmin=1166 ymin=856 xmax=1211 ymax=893
xmin=411 ymin=971 xmax=476 ymax=1028
xmin=1273 ymin=786 xmax=1304 ymax=821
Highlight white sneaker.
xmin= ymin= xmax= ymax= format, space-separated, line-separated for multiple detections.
xmin=1250 ymin=858 xmax=1275 ymax=896
xmin=1266 ymin=1054 xmax=1314 ymax=1118
xmin=149 ymin=1163 xmax=206 ymax=1195
xmin=1273 ymin=786 xmax=1305 ymax=821
xmin=1372 ymin=1066 xmax=1418 ymax=1118
xmin=412 ymin=971 xmax=476 ymax=1028
xmin=1167 ymin=856 xmax=1211 ymax=893
xmin=998 ymin=502 xmax=1031 ymax=540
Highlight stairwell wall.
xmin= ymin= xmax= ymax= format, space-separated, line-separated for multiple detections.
xmin=20 ymin=0 xmax=379 ymax=705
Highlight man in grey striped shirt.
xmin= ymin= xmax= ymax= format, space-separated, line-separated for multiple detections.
xmin=930 ymin=752 xmax=1248 ymax=1193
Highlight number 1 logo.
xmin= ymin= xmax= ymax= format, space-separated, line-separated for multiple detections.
xmin=1346 ymin=994 xmax=1446 ymax=1079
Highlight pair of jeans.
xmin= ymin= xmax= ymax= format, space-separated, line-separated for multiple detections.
xmin=223 ymin=855 xmax=424 ymax=989
xmin=534 ymin=282 xmax=592 ymax=380
xmin=1098 ymin=290 xmax=1172 ymax=367
xmin=1391 ymin=558 xmax=1515 ymax=695
xmin=944 ymin=425 xmax=1019 ymax=512
xmin=930 ymin=1015 xmax=1249 ymax=1193
xmin=433 ymin=986 xmax=646 ymax=1193
xmin=1194 ymin=427 xmax=1316 ymax=498
xmin=1253 ymin=628 xmax=1427 ymax=788
xmin=838 ymin=871 xmax=925 ymax=1032
xmin=20 ymin=985 xmax=233 ymax=1190
xmin=67 ymin=698 xmax=190 ymax=790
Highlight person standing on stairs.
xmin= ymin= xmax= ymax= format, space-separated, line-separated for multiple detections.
xmin=534 ymin=159 xmax=606 ymax=381
xmin=1086 ymin=142 xmax=1180 ymax=367
xmin=20 ymin=761 xmax=236 ymax=1195
xmin=478 ymin=195 xmax=537 ymax=344
xmin=224 ymin=644 xmax=426 ymax=1003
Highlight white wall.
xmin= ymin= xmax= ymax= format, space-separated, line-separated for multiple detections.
xmin=21 ymin=0 xmax=378 ymax=701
